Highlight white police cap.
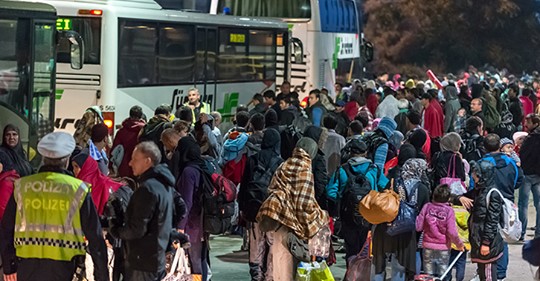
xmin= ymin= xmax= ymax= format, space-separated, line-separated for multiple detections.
xmin=38 ymin=132 xmax=76 ymax=159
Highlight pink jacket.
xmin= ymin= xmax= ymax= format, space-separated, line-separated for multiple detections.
xmin=416 ymin=202 xmax=464 ymax=250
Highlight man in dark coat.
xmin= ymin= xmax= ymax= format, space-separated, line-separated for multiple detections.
xmin=110 ymin=141 xmax=175 ymax=280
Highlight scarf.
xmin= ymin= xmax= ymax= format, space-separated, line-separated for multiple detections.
xmin=257 ymin=148 xmax=328 ymax=240
xmin=401 ymin=158 xmax=429 ymax=192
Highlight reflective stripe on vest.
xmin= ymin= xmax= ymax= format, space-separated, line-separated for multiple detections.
xmin=13 ymin=172 xmax=89 ymax=261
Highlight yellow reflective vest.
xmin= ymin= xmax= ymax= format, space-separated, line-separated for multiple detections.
xmin=13 ymin=172 xmax=89 ymax=261
xmin=184 ymin=101 xmax=211 ymax=124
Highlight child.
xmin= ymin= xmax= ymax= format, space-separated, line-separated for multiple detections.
xmin=500 ymin=137 xmax=521 ymax=166
xmin=454 ymin=108 xmax=467 ymax=134
xmin=448 ymin=206 xmax=471 ymax=281
xmin=454 ymin=161 xmax=504 ymax=281
xmin=416 ymin=184 xmax=464 ymax=277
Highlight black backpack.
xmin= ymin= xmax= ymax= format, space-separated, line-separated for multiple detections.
xmin=363 ymin=131 xmax=392 ymax=162
xmin=104 ymin=185 xmax=134 ymax=228
xmin=339 ymin=163 xmax=375 ymax=227
xmin=241 ymin=155 xmax=283 ymax=222
xmin=461 ymin=133 xmax=483 ymax=162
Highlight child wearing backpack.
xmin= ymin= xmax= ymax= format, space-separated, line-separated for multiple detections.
xmin=416 ymin=184 xmax=464 ymax=278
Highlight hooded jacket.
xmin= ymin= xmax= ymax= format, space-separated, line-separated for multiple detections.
xmin=111 ymin=164 xmax=175 ymax=273
xmin=444 ymin=86 xmax=461 ymax=133
xmin=456 ymin=161 xmax=504 ymax=263
xmin=111 ymin=118 xmax=145 ymax=177
xmin=304 ymin=126 xmax=330 ymax=210
xmin=0 ymin=169 xmax=18 ymax=221
xmin=139 ymin=115 xmax=172 ymax=163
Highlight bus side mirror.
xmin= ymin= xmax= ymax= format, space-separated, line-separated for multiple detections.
xmin=60 ymin=31 xmax=84 ymax=70
xmin=290 ymin=37 xmax=304 ymax=64
xmin=362 ymin=41 xmax=374 ymax=63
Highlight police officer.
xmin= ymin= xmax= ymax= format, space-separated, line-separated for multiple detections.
xmin=0 ymin=132 xmax=108 ymax=281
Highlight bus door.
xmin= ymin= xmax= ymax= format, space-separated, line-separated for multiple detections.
xmin=195 ymin=27 xmax=217 ymax=109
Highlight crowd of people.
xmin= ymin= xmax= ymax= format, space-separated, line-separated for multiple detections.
xmin=1 ymin=69 xmax=540 ymax=281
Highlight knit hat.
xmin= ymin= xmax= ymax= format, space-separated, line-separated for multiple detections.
xmin=440 ymin=132 xmax=462 ymax=153
xmin=377 ymin=117 xmax=397 ymax=138
xmin=500 ymin=137 xmax=514 ymax=148
xmin=91 ymin=123 xmax=109 ymax=143
xmin=296 ymin=137 xmax=318 ymax=159
xmin=347 ymin=138 xmax=368 ymax=155
xmin=38 ymin=132 xmax=76 ymax=159
xmin=513 ymin=132 xmax=528 ymax=144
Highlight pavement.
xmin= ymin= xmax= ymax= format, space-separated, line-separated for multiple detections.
xmin=209 ymin=204 xmax=540 ymax=281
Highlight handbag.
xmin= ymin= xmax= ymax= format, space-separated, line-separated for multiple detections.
xmin=344 ymin=232 xmax=372 ymax=281
xmin=439 ymin=154 xmax=466 ymax=195
xmin=287 ymin=231 xmax=311 ymax=262
xmin=163 ymin=248 xmax=193 ymax=281
xmin=386 ymin=180 xmax=419 ymax=236
xmin=358 ymin=187 xmax=400 ymax=225
xmin=296 ymin=261 xmax=335 ymax=281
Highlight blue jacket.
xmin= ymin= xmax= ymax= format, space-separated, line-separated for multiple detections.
xmin=326 ymin=157 xmax=389 ymax=201
xmin=481 ymin=152 xmax=523 ymax=202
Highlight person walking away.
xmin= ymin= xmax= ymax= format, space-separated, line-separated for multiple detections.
xmin=82 ymin=123 xmax=110 ymax=175
xmin=0 ymin=124 xmax=33 ymax=177
xmin=518 ymin=113 xmax=540 ymax=240
xmin=175 ymin=137 xmax=210 ymax=280
xmin=139 ymin=104 xmax=173 ymax=163
xmin=110 ymin=105 xmax=145 ymax=177
xmin=257 ymin=138 xmax=329 ymax=281
xmin=304 ymin=126 xmax=330 ymax=211
xmin=420 ymin=93 xmax=444 ymax=138
xmin=416 ymin=184 xmax=465 ymax=277
xmin=480 ymin=134 xmax=523 ymax=279
xmin=73 ymin=106 xmax=104 ymax=147
xmin=71 ymin=153 xmax=123 ymax=217
xmin=453 ymin=161 xmax=504 ymax=281
xmin=0 ymin=132 xmax=108 ymax=281
xmin=432 ymin=133 xmax=466 ymax=188
xmin=448 ymin=201 xmax=471 ymax=281
xmin=239 ymin=128 xmax=284 ymax=281
xmin=444 ymin=86 xmax=461 ymax=133
xmin=322 ymin=115 xmax=346 ymax=176
xmin=109 ymin=141 xmax=175 ymax=280
xmin=460 ymin=117 xmax=486 ymax=162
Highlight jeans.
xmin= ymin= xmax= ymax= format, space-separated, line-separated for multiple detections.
xmin=518 ymin=175 xmax=540 ymax=238
xmin=372 ymin=253 xmax=406 ymax=281
xmin=496 ymin=242 xmax=508 ymax=279
xmin=423 ymin=248 xmax=450 ymax=277
xmin=446 ymin=249 xmax=466 ymax=281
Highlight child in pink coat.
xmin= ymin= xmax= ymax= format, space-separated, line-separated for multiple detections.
xmin=416 ymin=184 xmax=464 ymax=277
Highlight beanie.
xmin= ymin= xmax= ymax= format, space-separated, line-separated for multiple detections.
xmin=377 ymin=117 xmax=397 ymax=138
xmin=500 ymin=137 xmax=513 ymax=148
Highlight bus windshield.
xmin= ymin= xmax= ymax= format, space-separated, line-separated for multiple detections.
xmin=218 ymin=0 xmax=311 ymax=19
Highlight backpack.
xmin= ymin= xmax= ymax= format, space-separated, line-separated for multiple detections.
xmin=241 ymin=156 xmax=284 ymax=222
xmin=198 ymin=168 xmax=238 ymax=235
xmin=482 ymin=97 xmax=501 ymax=131
xmin=339 ymin=163 xmax=375 ymax=227
xmin=73 ymin=107 xmax=103 ymax=147
xmin=386 ymin=178 xmax=419 ymax=236
xmin=486 ymin=188 xmax=522 ymax=243
xmin=363 ymin=131 xmax=391 ymax=162
xmin=461 ymin=133 xmax=483 ymax=162
xmin=223 ymin=154 xmax=247 ymax=186
xmin=139 ymin=121 xmax=171 ymax=144
xmin=104 ymin=184 xmax=134 ymax=227
xmin=280 ymin=116 xmax=310 ymax=160
xmin=494 ymin=102 xmax=516 ymax=139
xmin=482 ymin=154 xmax=519 ymax=190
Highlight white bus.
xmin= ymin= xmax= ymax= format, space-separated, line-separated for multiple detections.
xmin=214 ymin=0 xmax=368 ymax=98
xmin=29 ymin=0 xmax=290 ymax=132
xmin=0 ymin=0 xmax=82 ymax=164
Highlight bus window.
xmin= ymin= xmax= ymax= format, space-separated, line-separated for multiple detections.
xmin=118 ymin=20 xmax=158 ymax=87
xmin=249 ymin=30 xmax=276 ymax=80
xmin=57 ymin=17 xmax=101 ymax=64
xmin=218 ymin=28 xmax=248 ymax=81
xmin=32 ymin=23 xmax=55 ymax=139
xmin=319 ymin=0 xmax=357 ymax=33
xmin=158 ymin=24 xmax=195 ymax=84
xmin=218 ymin=0 xmax=311 ymax=19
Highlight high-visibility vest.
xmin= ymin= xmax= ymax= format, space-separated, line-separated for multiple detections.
xmin=184 ymin=102 xmax=211 ymax=124
xmin=13 ymin=172 xmax=89 ymax=261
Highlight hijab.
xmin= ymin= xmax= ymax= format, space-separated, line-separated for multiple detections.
xmin=401 ymin=158 xmax=429 ymax=194
xmin=72 ymin=153 xmax=122 ymax=216
xmin=1 ymin=124 xmax=33 ymax=177
xmin=177 ymin=136 xmax=205 ymax=175
xmin=398 ymin=144 xmax=417 ymax=166
xmin=440 ymin=132 xmax=462 ymax=153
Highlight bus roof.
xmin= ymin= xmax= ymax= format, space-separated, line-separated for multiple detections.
xmin=0 ymin=0 xmax=56 ymax=16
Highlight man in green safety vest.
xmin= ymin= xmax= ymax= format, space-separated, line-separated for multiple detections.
xmin=0 ymin=132 xmax=108 ymax=281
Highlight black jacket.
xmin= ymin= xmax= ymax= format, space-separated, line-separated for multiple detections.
xmin=521 ymin=127 xmax=540 ymax=176
xmin=279 ymin=106 xmax=299 ymax=126
xmin=456 ymin=164 xmax=504 ymax=262
xmin=0 ymin=166 xmax=108 ymax=281
xmin=432 ymin=151 xmax=466 ymax=184
xmin=304 ymin=126 xmax=330 ymax=210
xmin=111 ymin=164 xmax=175 ymax=273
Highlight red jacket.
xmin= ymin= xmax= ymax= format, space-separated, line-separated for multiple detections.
xmin=0 ymin=170 xmax=19 ymax=221
xmin=111 ymin=118 xmax=145 ymax=177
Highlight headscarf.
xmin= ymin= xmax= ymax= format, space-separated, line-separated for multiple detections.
xmin=440 ymin=132 xmax=462 ymax=153
xmin=72 ymin=153 xmax=122 ymax=216
xmin=177 ymin=136 xmax=205 ymax=174
xmin=1 ymin=124 xmax=33 ymax=177
xmin=398 ymin=144 xmax=417 ymax=166
xmin=389 ymin=130 xmax=404 ymax=150
xmin=296 ymin=137 xmax=318 ymax=159
xmin=401 ymin=158 xmax=429 ymax=192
